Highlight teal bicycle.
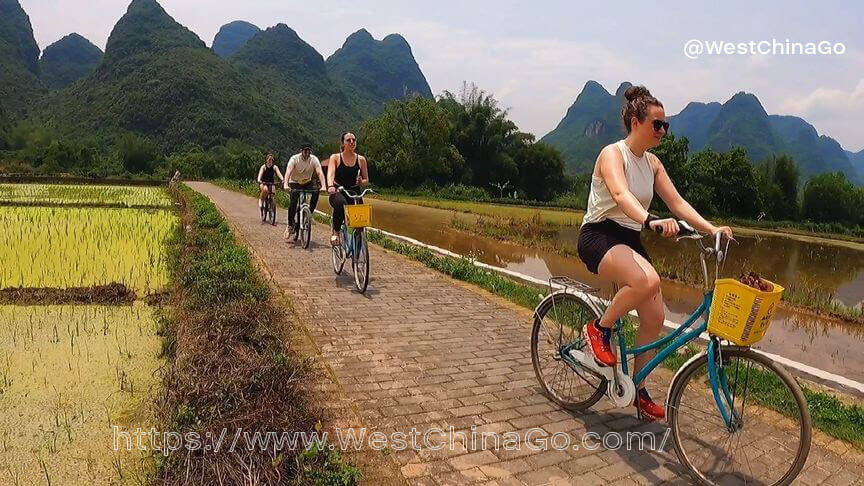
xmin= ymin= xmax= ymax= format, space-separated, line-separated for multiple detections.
xmin=331 ymin=186 xmax=373 ymax=293
xmin=531 ymin=222 xmax=811 ymax=486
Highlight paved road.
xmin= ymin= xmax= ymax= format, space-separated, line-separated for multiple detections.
xmin=190 ymin=182 xmax=864 ymax=486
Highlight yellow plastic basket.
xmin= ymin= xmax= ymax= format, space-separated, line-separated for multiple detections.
xmin=345 ymin=204 xmax=372 ymax=228
xmin=708 ymin=278 xmax=784 ymax=346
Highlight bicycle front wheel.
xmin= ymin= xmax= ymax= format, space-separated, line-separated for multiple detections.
xmin=352 ymin=231 xmax=370 ymax=293
xmin=332 ymin=241 xmax=345 ymax=275
xmin=300 ymin=207 xmax=312 ymax=249
xmin=531 ymin=292 xmax=606 ymax=411
xmin=668 ymin=347 xmax=811 ymax=486
xmin=269 ymin=199 xmax=277 ymax=225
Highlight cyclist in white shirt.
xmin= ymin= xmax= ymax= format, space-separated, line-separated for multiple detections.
xmin=284 ymin=142 xmax=327 ymax=239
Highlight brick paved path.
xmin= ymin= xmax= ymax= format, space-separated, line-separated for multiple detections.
xmin=190 ymin=182 xmax=864 ymax=486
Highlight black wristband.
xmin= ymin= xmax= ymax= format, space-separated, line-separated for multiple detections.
xmin=643 ymin=214 xmax=659 ymax=231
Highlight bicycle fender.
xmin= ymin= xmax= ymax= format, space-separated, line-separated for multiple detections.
xmin=665 ymin=350 xmax=707 ymax=410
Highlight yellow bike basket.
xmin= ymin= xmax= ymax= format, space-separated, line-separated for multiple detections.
xmin=345 ymin=204 xmax=372 ymax=228
xmin=708 ymin=278 xmax=784 ymax=346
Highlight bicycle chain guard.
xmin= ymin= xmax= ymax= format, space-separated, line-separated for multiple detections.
xmin=568 ymin=348 xmax=635 ymax=408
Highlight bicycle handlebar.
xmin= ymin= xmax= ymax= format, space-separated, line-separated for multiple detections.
xmin=652 ymin=220 xmax=730 ymax=260
xmin=337 ymin=186 xmax=374 ymax=199
xmin=651 ymin=220 xmax=699 ymax=238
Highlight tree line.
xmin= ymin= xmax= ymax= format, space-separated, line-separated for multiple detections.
xmin=1 ymin=83 xmax=861 ymax=230
xmin=652 ymin=135 xmax=864 ymax=227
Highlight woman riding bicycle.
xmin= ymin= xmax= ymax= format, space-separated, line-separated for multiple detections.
xmin=284 ymin=142 xmax=327 ymax=240
xmin=577 ymin=85 xmax=733 ymax=421
xmin=327 ymin=132 xmax=369 ymax=246
xmin=257 ymin=152 xmax=284 ymax=208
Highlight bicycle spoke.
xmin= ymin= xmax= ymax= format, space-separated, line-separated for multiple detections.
xmin=671 ymin=349 xmax=809 ymax=486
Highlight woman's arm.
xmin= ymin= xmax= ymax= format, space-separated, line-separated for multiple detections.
xmin=327 ymin=154 xmax=338 ymax=191
xmin=358 ymin=156 xmax=369 ymax=187
xmin=283 ymin=159 xmax=294 ymax=189
xmin=275 ymin=165 xmax=285 ymax=183
xmin=652 ymin=154 xmax=731 ymax=237
xmin=599 ymin=146 xmax=651 ymax=225
xmin=256 ymin=165 xmax=264 ymax=184
xmin=315 ymin=159 xmax=327 ymax=190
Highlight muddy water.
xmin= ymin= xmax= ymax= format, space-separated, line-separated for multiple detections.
xmin=317 ymin=197 xmax=864 ymax=383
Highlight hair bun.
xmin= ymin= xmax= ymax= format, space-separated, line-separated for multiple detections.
xmin=625 ymin=85 xmax=651 ymax=102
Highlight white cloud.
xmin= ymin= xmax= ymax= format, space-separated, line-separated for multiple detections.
xmin=781 ymin=79 xmax=864 ymax=116
xmin=778 ymin=79 xmax=864 ymax=151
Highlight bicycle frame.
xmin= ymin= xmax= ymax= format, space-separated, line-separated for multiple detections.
xmin=340 ymin=224 xmax=363 ymax=257
xmin=617 ymin=292 xmax=711 ymax=386
xmin=293 ymin=190 xmax=314 ymax=221
xmin=568 ymin=228 xmax=739 ymax=429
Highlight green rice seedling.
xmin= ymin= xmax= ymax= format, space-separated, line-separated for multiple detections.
xmin=0 ymin=184 xmax=172 ymax=208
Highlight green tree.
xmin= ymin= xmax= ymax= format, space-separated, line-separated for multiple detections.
xmin=760 ymin=155 xmax=800 ymax=220
xmin=361 ymin=96 xmax=464 ymax=187
xmin=513 ymin=140 xmax=566 ymax=201
xmin=217 ymin=140 xmax=264 ymax=180
xmin=438 ymin=83 xmax=519 ymax=189
xmin=649 ymin=134 xmax=690 ymax=212
xmin=120 ymin=133 xmax=160 ymax=174
xmin=161 ymin=145 xmax=221 ymax=180
xmin=684 ymin=148 xmax=761 ymax=217
xmin=802 ymin=172 xmax=856 ymax=224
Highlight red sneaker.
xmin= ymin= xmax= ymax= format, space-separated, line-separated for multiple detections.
xmin=584 ymin=319 xmax=616 ymax=367
xmin=635 ymin=388 xmax=666 ymax=422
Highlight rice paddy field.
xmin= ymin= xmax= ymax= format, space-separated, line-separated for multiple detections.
xmin=0 ymin=207 xmax=175 ymax=294
xmin=0 ymin=183 xmax=173 ymax=208
xmin=0 ymin=304 xmax=161 ymax=484
xmin=0 ymin=183 xmax=176 ymax=484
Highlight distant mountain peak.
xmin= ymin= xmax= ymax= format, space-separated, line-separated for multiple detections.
xmin=726 ymin=91 xmax=766 ymax=111
xmin=345 ymin=28 xmax=374 ymax=44
xmin=0 ymin=0 xmax=40 ymax=74
xmin=230 ymin=23 xmax=326 ymax=75
xmin=382 ymin=33 xmax=409 ymax=46
xmin=39 ymin=32 xmax=103 ymax=89
xmin=104 ymin=0 xmax=205 ymax=62
xmin=581 ymin=80 xmax=610 ymax=96
xmin=615 ymin=81 xmax=633 ymax=97
xmin=212 ymin=20 xmax=260 ymax=58
xmin=0 ymin=0 xmax=43 ymax=114
xmin=326 ymin=29 xmax=432 ymax=106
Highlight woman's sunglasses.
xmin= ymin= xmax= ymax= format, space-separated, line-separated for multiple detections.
xmin=344 ymin=138 xmax=356 ymax=143
xmin=652 ymin=120 xmax=670 ymax=132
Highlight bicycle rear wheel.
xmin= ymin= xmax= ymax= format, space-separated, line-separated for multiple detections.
xmin=531 ymin=292 xmax=606 ymax=411
xmin=300 ymin=207 xmax=312 ymax=249
xmin=352 ymin=231 xmax=370 ymax=293
xmin=668 ymin=347 xmax=811 ymax=486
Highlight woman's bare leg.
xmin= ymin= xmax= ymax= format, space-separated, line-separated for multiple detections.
xmin=596 ymin=245 xmax=661 ymax=329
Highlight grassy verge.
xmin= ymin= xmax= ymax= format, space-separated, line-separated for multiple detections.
xmin=367 ymin=224 xmax=864 ymax=449
xmin=155 ymin=184 xmax=359 ymax=485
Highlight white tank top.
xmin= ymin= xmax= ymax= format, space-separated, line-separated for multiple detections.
xmin=582 ymin=140 xmax=655 ymax=231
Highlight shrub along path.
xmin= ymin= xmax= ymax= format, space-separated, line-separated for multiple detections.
xmin=189 ymin=182 xmax=864 ymax=486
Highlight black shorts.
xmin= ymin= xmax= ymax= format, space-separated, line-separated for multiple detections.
xmin=577 ymin=219 xmax=651 ymax=274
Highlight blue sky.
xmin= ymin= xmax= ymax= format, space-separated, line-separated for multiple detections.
xmin=20 ymin=0 xmax=864 ymax=151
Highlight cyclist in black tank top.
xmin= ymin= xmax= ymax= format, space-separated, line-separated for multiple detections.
xmin=257 ymin=152 xmax=284 ymax=208
xmin=327 ymin=132 xmax=370 ymax=245
xmin=334 ymin=153 xmax=361 ymax=190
